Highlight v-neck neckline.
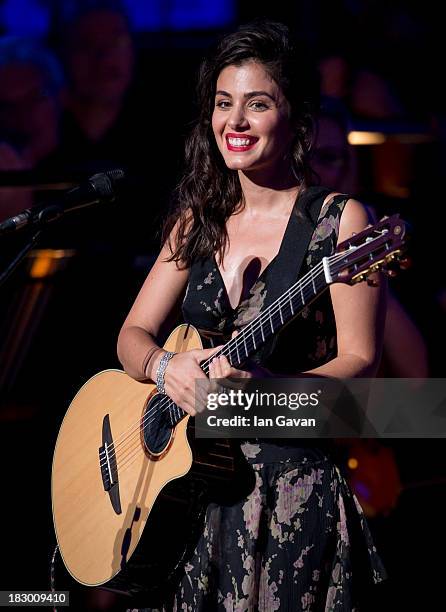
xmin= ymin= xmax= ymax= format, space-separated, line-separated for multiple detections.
xmin=213 ymin=189 xmax=304 ymax=312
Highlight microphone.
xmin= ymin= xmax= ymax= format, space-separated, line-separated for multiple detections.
xmin=0 ymin=169 xmax=125 ymax=236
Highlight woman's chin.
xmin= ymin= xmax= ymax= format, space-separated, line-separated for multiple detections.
xmin=223 ymin=157 xmax=257 ymax=171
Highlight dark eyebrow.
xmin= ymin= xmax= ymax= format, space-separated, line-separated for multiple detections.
xmin=215 ymin=89 xmax=276 ymax=102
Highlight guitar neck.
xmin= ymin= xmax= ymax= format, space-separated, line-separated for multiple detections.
xmin=201 ymin=261 xmax=330 ymax=372
xmin=155 ymin=214 xmax=406 ymax=432
xmin=167 ymin=262 xmax=330 ymax=427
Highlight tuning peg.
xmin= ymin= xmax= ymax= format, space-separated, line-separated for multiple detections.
xmin=367 ymin=277 xmax=379 ymax=287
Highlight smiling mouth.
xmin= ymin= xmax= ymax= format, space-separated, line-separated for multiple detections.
xmin=225 ymin=134 xmax=259 ymax=151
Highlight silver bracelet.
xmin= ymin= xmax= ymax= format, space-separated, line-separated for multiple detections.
xmin=155 ymin=351 xmax=176 ymax=394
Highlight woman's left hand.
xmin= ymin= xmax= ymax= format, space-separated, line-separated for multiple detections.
xmin=208 ymin=354 xmax=272 ymax=382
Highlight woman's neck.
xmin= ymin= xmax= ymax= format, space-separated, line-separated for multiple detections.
xmin=237 ymin=166 xmax=301 ymax=216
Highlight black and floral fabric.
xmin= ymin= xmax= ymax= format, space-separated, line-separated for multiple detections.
xmin=135 ymin=187 xmax=386 ymax=612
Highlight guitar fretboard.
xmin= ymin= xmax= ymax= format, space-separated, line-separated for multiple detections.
xmin=167 ymin=262 xmax=329 ymax=426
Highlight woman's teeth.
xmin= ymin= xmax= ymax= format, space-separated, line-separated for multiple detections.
xmin=228 ymin=137 xmax=255 ymax=146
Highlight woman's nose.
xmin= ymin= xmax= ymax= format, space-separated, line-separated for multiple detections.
xmin=228 ymin=105 xmax=249 ymax=130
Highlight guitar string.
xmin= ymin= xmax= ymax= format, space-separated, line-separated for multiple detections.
xmin=98 ymin=254 xmax=336 ymax=472
xmin=105 ymin=243 xmax=377 ymax=473
xmin=100 ymin=227 xmax=394 ymax=474
xmin=100 ymin=233 xmax=394 ymax=480
xmin=110 ymin=274 xmax=330 ymax=477
xmin=106 ymin=239 xmax=395 ymax=482
xmin=99 ymin=241 xmax=379 ymax=472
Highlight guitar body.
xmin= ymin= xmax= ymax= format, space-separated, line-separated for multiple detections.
xmin=52 ymin=324 xmax=201 ymax=588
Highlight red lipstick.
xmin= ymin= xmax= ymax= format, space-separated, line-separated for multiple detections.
xmin=225 ymin=133 xmax=259 ymax=152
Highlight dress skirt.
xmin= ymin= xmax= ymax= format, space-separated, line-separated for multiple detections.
xmin=133 ymin=442 xmax=386 ymax=612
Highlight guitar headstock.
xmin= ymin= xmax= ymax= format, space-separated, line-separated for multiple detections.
xmin=330 ymin=214 xmax=407 ymax=285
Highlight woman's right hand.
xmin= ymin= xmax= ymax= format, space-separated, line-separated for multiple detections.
xmin=161 ymin=347 xmax=223 ymax=416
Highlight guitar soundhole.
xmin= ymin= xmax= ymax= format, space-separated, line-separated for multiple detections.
xmin=142 ymin=394 xmax=173 ymax=456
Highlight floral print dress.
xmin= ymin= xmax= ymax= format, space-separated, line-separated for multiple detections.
xmin=135 ymin=187 xmax=386 ymax=612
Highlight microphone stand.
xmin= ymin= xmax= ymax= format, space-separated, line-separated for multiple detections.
xmin=0 ymin=195 xmax=93 ymax=288
xmin=0 ymin=229 xmax=42 ymax=289
xmin=0 ymin=169 xmax=123 ymax=289
xmin=0 ymin=202 xmax=69 ymax=289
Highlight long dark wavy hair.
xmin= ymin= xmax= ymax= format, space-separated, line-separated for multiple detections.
xmin=163 ymin=19 xmax=318 ymax=267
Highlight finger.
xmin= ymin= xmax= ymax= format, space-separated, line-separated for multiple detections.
xmin=219 ymin=354 xmax=251 ymax=379
xmin=211 ymin=356 xmax=223 ymax=379
xmin=195 ymin=391 xmax=208 ymax=414
xmin=208 ymin=375 xmax=221 ymax=395
xmin=196 ymin=378 xmax=212 ymax=407
xmin=208 ymin=358 xmax=218 ymax=389
xmin=198 ymin=345 xmax=225 ymax=362
xmin=191 ymin=363 xmax=209 ymax=379
xmin=208 ymin=358 xmax=225 ymax=395
xmin=208 ymin=381 xmax=218 ymax=395
xmin=208 ymin=357 xmax=215 ymax=378
xmin=178 ymin=399 xmax=196 ymax=417
xmin=217 ymin=356 xmax=240 ymax=390
xmin=218 ymin=355 xmax=233 ymax=378
xmin=218 ymin=357 xmax=251 ymax=391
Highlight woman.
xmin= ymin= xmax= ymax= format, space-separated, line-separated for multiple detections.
xmin=118 ymin=20 xmax=386 ymax=611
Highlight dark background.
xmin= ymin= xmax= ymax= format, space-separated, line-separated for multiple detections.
xmin=0 ymin=1 xmax=444 ymax=610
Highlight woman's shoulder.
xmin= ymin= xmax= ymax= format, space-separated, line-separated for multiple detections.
xmin=336 ymin=195 xmax=371 ymax=243
xmin=320 ymin=189 xmax=368 ymax=217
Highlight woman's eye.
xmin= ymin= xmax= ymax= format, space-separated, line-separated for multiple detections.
xmin=250 ymin=101 xmax=268 ymax=111
xmin=216 ymin=100 xmax=231 ymax=109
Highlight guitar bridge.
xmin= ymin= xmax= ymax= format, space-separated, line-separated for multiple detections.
xmin=99 ymin=414 xmax=122 ymax=514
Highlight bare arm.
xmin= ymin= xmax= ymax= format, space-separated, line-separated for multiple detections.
xmin=305 ymin=198 xmax=387 ymax=378
xmin=117 ymin=233 xmax=222 ymax=415
xmin=117 ymin=239 xmax=190 ymax=381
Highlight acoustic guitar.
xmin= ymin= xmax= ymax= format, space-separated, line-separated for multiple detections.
xmin=51 ymin=214 xmax=406 ymax=599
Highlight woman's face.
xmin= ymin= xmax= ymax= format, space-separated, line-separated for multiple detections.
xmin=212 ymin=61 xmax=294 ymax=174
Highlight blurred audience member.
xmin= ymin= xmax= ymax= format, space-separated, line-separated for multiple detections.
xmin=318 ymin=51 xmax=403 ymax=121
xmin=57 ymin=2 xmax=135 ymax=173
xmin=311 ymin=97 xmax=359 ymax=194
xmin=49 ymin=1 xmax=181 ymax=254
xmin=0 ymin=37 xmax=63 ymax=221
xmin=312 ymin=98 xmax=429 ymax=378
xmin=318 ymin=50 xmax=415 ymax=200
